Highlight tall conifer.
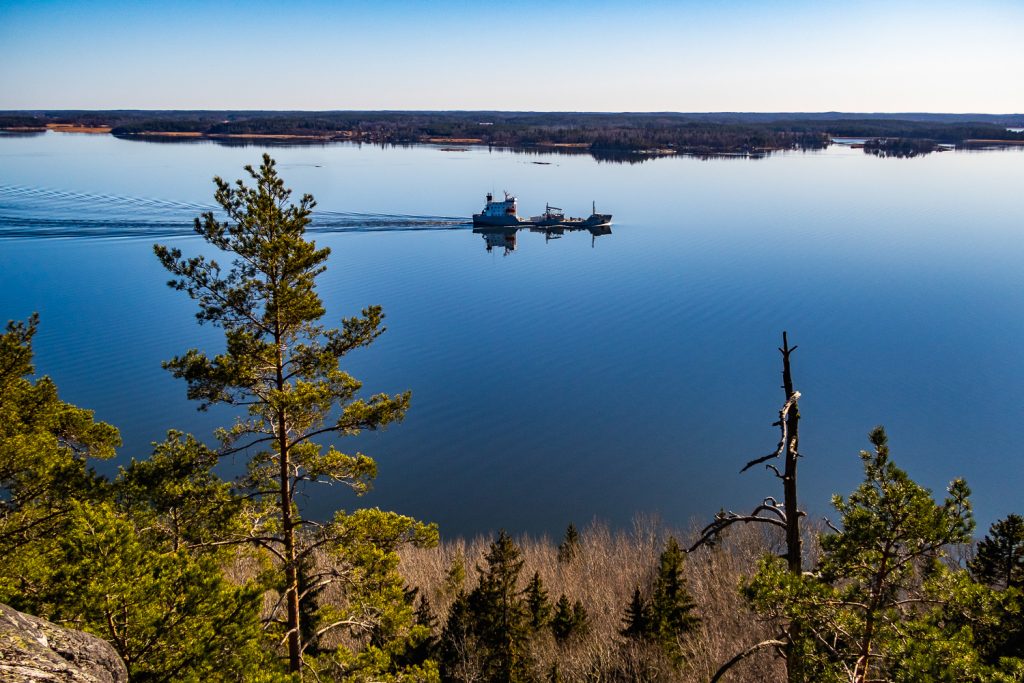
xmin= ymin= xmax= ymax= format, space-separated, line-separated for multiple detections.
xmin=155 ymin=155 xmax=432 ymax=675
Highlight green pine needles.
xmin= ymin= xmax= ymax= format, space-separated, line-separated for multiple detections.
xmin=620 ymin=536 xmax=700 ymax=664
xmin=155 ymin=154 xmax=436 ymax=677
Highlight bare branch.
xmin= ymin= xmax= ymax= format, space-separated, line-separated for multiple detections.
xmin=689 ymin=510 xmax=787 ymax=552
xmin=710 ymin=638 xmax=788 ymax=683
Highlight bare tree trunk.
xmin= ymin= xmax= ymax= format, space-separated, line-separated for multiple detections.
xmin=780 ymin=332 xmax=803 ymax=683
xmin=690 ymin=332 xmax=806 ymax=682
xmin=781 ymin=332 xmax=801 ymax=574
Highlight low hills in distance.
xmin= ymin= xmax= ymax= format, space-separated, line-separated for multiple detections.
xmin=3 ymin=110 xmax=1023 ymax=158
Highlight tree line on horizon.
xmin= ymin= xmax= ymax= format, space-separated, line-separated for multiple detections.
xmin=2 ymin=155 xmax=1023 ymax=682
xmin=3 ymin=111 xmax=1023 ymax=157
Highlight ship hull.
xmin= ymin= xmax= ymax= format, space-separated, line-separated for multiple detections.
xmin=475 ymin=214 xmax=613 ymax=228
xmin=472 ymin=214 xmax=530 ymax=227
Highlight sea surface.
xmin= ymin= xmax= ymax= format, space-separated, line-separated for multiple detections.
xmin=1 ymin=131 xmax=1022 ymax=538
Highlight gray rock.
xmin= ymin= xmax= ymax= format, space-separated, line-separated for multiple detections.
xmin=0 ymin=602 xmax=127 ymax=683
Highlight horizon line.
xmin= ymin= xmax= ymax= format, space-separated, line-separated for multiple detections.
xmin=4 ymin=109 xmax=1024 ymax=117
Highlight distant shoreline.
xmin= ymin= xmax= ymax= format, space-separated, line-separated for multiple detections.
xmin=3 ymin=111 xmax=1023 ymax=158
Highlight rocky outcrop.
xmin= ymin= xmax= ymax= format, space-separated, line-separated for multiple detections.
xmin=0 ymin=602 xmax=127 ymax=683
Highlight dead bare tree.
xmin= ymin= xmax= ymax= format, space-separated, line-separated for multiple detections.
xmin=690 ymin=331 xmax=805 ymax=683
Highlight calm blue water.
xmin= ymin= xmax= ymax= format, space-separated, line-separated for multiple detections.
xmin=2 ymin=131 xmax=1022 ymax=537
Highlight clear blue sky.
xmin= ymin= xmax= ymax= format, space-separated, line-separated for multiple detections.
xmin=1 ymin=0 xmax=1021 ymax=112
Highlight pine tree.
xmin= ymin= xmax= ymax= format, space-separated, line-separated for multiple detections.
xmin=0 ymin=318 xmax=273 ymax=681
xmin=155 ymin=154 xmax=433 ymax=675
xmin=0 ymin=315 xmax=119 ymax=558
xmin=557 ymin=523 xmax=580 ymax=564
xmin=744 ymin=427 xmax=977 ymax=683
xmin=524 ymin=571 xmax=552 ymax=631
xmin=970 ymin=514 xmax=1024 ymax=590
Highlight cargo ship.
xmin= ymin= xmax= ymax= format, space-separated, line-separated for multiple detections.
xmin=472 ymin=192 xmax=612 ymax=228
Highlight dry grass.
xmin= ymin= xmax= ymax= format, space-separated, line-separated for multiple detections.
xmin=221 ymin=515 xmax=806 ymax=680
xmin=399 ymin=517 xmax=789 ymax=682
xmin=45 ymin=123 xmax=112 ymax=133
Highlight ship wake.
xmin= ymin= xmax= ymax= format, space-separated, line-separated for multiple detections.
xmin=0 ymin=185 xmax=471 ymax=240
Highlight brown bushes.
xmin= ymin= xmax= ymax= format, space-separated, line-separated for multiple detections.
xmin=399 ymin=518 xmax=788 ymax=682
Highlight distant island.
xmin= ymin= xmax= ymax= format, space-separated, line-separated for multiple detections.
xmin=2 ymin=110 xmax=1023 ymax=160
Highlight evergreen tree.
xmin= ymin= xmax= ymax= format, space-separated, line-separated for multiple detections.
xmin=970 ymin=514 xmax=1024 ymax=590
xmin=115 ymin=431 xmax=244 ymax=551
xmin=469 ymin=531 xmax=531 ymax=681
xmin=0 ymin=318 xmax=275 ymax=681
xmin=744 ymin=428 xmax=977 ymax=683
xmin=557 ymin=523 xmax=580 ymax=564
xmin=571 ymin=600 xmax=590 ymax=637
xmin=155 ymin=154 xmax=433 ymax=675
xmin=39 ymin=500 xmax=271 ymax=682
xmin=551 ymin=594 xmax=589 ymax=643
xmin=0 ymin=315 xmax=119 ymax=559
xmin=392 ymin=592 xmax=441 ymax=671
xmin=650 ymin=536 xmax=699 ymax=657
xmin=552 ymin=595 xmax=575 ymax=642
xmin=616 ymin=539 xmax=700 ymax=663
xmin=440 ymin=531 xmax=532 ymax=682
xmin=439 ymin=591 xmax=478 ymax=680
xmin=524 ymin=571 xmax=552 ymax=631
xmin=415 ymin=592 xmax=440 ymax=633
xmin=621 ymin=587 xmax=652 ymax=639
xmin=303 ymin=508 xmax=439 ymax=680
xmin=444 ymin=552 xmax=466 ymax=596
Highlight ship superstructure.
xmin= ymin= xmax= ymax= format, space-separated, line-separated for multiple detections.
xmin=472 ymin=192 xmax=522 ymax=227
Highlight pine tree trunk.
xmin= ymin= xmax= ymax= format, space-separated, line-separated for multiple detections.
xmin=275 ymin=316 xmax=302 ymax=676
xmin=282 ymin=442 xmax=301 ymax=675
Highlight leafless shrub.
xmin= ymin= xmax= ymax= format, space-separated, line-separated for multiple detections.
xmin=396 ymin=516 xmax=788 ymax=682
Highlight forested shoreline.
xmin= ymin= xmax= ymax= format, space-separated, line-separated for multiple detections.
xmin=2 ymin=111 xmax=1023 ymax=158
xmin=2 ymin=155 xmax=1023 ymax=682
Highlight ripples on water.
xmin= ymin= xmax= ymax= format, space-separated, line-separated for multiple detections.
xmin=0 ymin=184 xmax=472 ymax=240
xmin=2 ymin=136 xmax=1023 ymax=538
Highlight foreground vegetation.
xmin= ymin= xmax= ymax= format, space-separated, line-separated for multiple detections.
xmin=2 ymin=156 xmax=1023 ymax=681
xmin=3 ymin=110 xmax=1023 ymax=158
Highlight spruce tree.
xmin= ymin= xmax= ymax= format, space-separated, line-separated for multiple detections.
xmin=439 ymin=591 xmax=476 ymax=679
xmin=524 ymin=571 xmax=552 ymax=631
xmin=468 ymin=530 xmax=531 ymax=681
xmin=557 ymin=522 xmax=580 ymax=564
xmin=571 ymin=599 xmax=590 ymax=637
xmin=552 ymin=594 xmax=589 ymax=643
xmin=621 ymin=586 xmax=652 ymax=639
xmin=155 ymin=154 xmax=431 ymax=675
xmin=445 ymin=552 xmax=467 ymax=596
xmin=440 ymin=531 xmax=532 ymax=681
xmin=650 ymin=536 xmax=700 ymax=656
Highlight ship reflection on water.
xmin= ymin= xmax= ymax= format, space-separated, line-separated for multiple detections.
xmin=473 ymin=224 xmax=612 ymax=255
